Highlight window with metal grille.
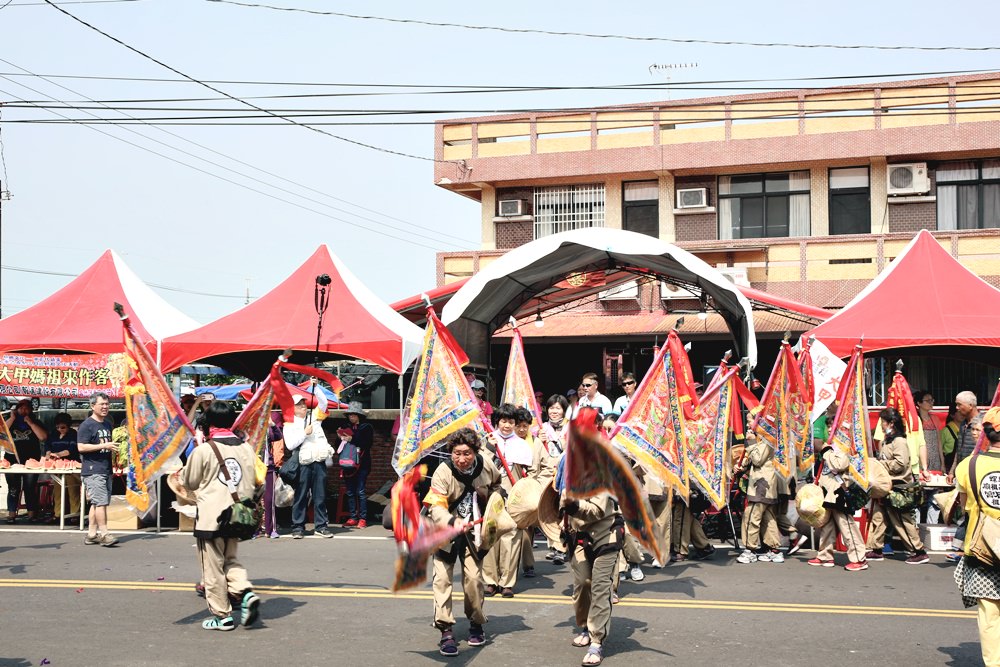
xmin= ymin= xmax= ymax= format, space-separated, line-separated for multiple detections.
xmin=534 ymin=184 xmax=606 ymax=239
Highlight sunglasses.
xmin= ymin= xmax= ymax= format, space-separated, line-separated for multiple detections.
xmin=622 ymin=381 xmax=635 ymax=386
xmin=582 ymin=383 xmax=595 ymax=388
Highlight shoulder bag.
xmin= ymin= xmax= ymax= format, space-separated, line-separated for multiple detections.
xmin=208 ymin=441 xmax=262 ymax=541
xmin=967 ymin=455 xmax=1000 ymax=568
xmin=278 ymin=447 xmax=300 ymax=485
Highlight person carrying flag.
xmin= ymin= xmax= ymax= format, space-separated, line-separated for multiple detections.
xmin=424 ymin=427 xmax=503 ymax=656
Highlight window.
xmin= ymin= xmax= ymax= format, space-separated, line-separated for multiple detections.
xmin=829 ymin=167 xmax=870 ymax=235
xmin=533 ymin=184 xmax=605 ymax=239
xmin=937 ymin=160 xmax=1000 ymax=230
xmin=718 ymin=171 xmax=810 ymax=240
xmin=622 ymin=180 xmax=659 ymax=238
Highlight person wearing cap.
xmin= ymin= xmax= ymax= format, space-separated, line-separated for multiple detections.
xmin=423 ymin=427 xmax=502 ymax=656
xmin=808 ymin=442 xmax=868 ymax=571
xmin=341 ymin=401 xmax=374 ymax=528
xmin=4 ymin=398 xmax=47 ymax=523
xmin=470 ymin=378 xmax=493 ymax=431
xmin=865 ymin=407 xmax=930 ymax=565
xmin=282 ymin=394 xmax=335 ymax=539
xmin=572 ymin=374 xmax=613 ymax=418
xmin=954 ymin=406 xmax=1000 ymax=666
xmin=180 ymin=401 xmax=263 ymax=631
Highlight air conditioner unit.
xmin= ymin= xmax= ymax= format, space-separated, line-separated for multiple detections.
xmin=717 ymin=267 xmax=750 ymax=287
xmin=886 ymin=163 xmax=930 ymax=196
xmin=498 ymin=199 xmax=526 ymax=216
xmin=599 ymin=280 xmax=640 ymax=302
xmin=676 ymin=187 xmax=708 ymax=209
xmin=659 ymin=281 xmax=697 ymax=300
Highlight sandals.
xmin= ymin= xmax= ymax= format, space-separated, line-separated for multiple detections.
xmin=201 ymin=615 xmax=235 ymax=631
xmin=582 ymin=644 xmax=603 ymax=665
xmin=572 ymin=631 xmax=591 ymax=648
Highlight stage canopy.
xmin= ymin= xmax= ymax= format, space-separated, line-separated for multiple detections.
xmin=160 ymin=245 xmax=423 ymax=377
xmin=809 ymin=230 xmax=1000 ymax=358
xmin=441 ymin=227 xmax=759 ymax=368
xmin=0 ymin=249 xmax=198 ymax=357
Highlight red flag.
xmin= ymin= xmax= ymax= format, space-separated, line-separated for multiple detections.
xmin=887 ymin=370 xmax=921 ymax=435
xmin=233 ymin=358 xmax=283 ymax=456
xmin=753 ymin=342 xmax=809 ymax=478
xmin=796 ymin=339 xmax=817 ymax=473
xmin=826 ymin=344 xmax=871 ymax=490
xmin=565 ymin=408 xmax=663 ymax=564
xmin=687 ymin=367 xmax=738 ymax=509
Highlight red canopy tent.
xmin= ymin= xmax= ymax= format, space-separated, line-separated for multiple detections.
xmin=159 ymin=245 xmax=423 ymax=376
xmin=808 ymin=230 xmax=1000 ymax=358
xmin=0 ymin=249 xmax=198 ymax=358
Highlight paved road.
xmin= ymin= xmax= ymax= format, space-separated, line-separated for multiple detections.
xmin=0 ymin=527 xmax=984 ymax=667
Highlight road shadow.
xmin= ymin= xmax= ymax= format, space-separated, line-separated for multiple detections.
xmin=607 ymin=616 xmax=674 ymax=660
xmin=0 ymin=541 xmax=65 ymax=554
xmin=402 ymin=614 xmax=532 ymax=663
xmin=0 ymin=659 xmax=32 ymax=667
xmin=253 ymin=576 xmax=390 ymax=591
xmin=173 ymin=596 xmax=306 ymax=627
xmin=938 ymin=641 xmax=985 ymax=666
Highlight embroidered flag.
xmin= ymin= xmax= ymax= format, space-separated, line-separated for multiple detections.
xmin=826 ymin=344 xmax=871 ymax=490
xmin=390 ymin=464 xmax=471 ymax=592
xmin=118 ymin=304 xmax=195 ymax=513
xmin=392 ymin=308 xmax=482 ymax=476
xmin=754 ymin=342 xmax=809 ymax=479
xmin=886 ymin=367 xmax=924 ymax=474
xmin=233 ymin=359 xmax=285 ymax=457
xmin=500 ymin=326 xmax=543 ymax=428
xmin=565 ymin=408 xmax=663 ymax=565
xmin=795 ymin=338 xmax=817 ymax=474
xmin=686 ymin=367 xmax=737 ymax=510
xmin=610 ymin=330 xmax=692 ymax=498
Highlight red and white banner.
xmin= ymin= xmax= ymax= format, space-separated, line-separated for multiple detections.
xmin=0 ymin=353 xmax=126 ymax=400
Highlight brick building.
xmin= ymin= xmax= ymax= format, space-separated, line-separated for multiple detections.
xmin=428 ymin=71 xmax=1000 ymax=403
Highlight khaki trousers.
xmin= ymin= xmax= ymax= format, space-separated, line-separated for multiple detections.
xmin=672 ymin=502 xmax=711 ymax=555
xmin=432 ymin=543 xmax=487 ymax=630
xmin=197 ymin=537 xmax=251 ymax=618
xmin=520 ymin=528 xmax=535 ymax=569
xmin=866 ymin=500 xmax=925 ymax=552
xmin=776 ymin=496 xmax=795 ymax=536
xmin=615 ymin=533 xmax=645 ymax=592
xmin=482 ymin=528 xmax=521 ymax=588
xmin=572 ymin=545 xmax=618 ymax=645
xmin=741 ymin=502 xmax=780 ymax=550
xmin=650 ymin=497 xmax=671 ymax=563
xmin=817 ymin=509 xmax=866 ymax=563
xmin=979 ymin=598 xmax=1000 ymax=667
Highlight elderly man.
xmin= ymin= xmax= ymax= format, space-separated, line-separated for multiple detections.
xmin=283 ymin=394 xmax=334 ymax=539
xmin=948 ymin=391 xmax=981 ymax=562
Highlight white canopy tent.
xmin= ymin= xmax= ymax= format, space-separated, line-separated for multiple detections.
xmin=441 ymin=227 xmax=759 ymax=368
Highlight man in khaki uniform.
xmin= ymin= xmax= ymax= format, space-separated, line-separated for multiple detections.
xmin=670 ymin=493 xmax=714 ymax=561
xmin=565 ymin=492 xmax=623 ymax=666
xmin=811 ymin=444 xmax=868 ymax=570
xmin=736 ymin=431 xmax=782 ymax=563
xmin=424 ymin=427 xmax=503 ymax=656
xmin=180 ymin=402 xmax=263 ymax=630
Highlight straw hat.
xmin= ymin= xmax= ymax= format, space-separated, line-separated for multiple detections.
xmin=537 ymin=481 xmax=563 ymax=544
xmin=507 ymin=477 xmax=542 ymax=529
xmin=167 ymin=470 xmax=197 ymax=505
xmin=934 ymin=488 xmax=960 ymax=525
xmin=480 ymin=492 xmax=516 ymax=552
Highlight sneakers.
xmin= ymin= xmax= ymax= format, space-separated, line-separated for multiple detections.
xmin=315 ymin=527 xmax=334 ymax=538
xmin=628 ymin=564 xmax=645 ymax=581
xmin=845 ymin=561 xmax=869 ymax=572
xmin=291 ymin=529 xmax=304 ymax=540
xmin=671 ymin=552 xmax=687 ymax=562
xmin=650 ymin=559 xmax=663 ymax=569
xmin=787 ymin=534 xmax=808 ymax=556
xmin=468 ymin=624 xmax=486 ymax=647
xmin=906 ymin=552 xmax=930 ymax=565
xmin=691 ymin=545 xmax=716 ymax=561
xmin=240 ymin=591 xmax=261 ymax=626
xmin=439 ymin=630 xmax=458 ymax=656
xmin=807 ymin=558 xmax=835 ymax=567
xmin=501 ymin=587 xmax=514 ymax=598
xmin=357 ymin=519 xmax=368 ymax=529
xmin=946 ymin=550 xmax=963 ymax=563
xmin=344 ymin=518 xmax=358 ymax=527
xmin=864 ymin=550 xmax=884 ymax=561
xmin=736 ymin=549 xmax=757 ymax=564
xmin=759 ymin=550 xmax=784 ymax=563
xmin=84 ymin=534 xmax=101 ymax=546
xmin=523 ymin=567 xmax=536 ymax=578
xmin=99 ymin=532 xmax=118 ymax=547
xmin=545 ymin=548 xmax=558 ymax=561
xmin=202 ymin=615 xmax=235 ymax=631
xmin=882 ymin=543 xmax=895 ymax=555
xmin=484 ymin=584 xmax=499 ymax=597
xmin=551 ymin=550 xmax=567 ymax=565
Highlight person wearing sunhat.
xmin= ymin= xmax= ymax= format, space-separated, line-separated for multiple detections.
xmin=283 ymin=394 xmax=335 ymax=539
xmin=341 ymin=401 xmax=374 ymax=528
xmin=423 ymin=427 xmax=503 ymax=656
xmin=954 ymin=406 xmax=1000 ymax=666
xmin=808 ymin=441 xmax=868 ymax=571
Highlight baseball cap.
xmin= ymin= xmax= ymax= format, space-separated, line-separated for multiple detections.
xmin=292 ymin=394 xmax=307 ymax=405
xmin=470 ymin=379 xmax=486 ymax=390
xmin=984 ymin=407 xmax=1000 ymax=432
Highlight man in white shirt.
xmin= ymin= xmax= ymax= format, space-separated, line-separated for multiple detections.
xmin=282 ymin=395 xmax=334 ymax=539
xmin=572 ymin=373 xmax=613 ymax=418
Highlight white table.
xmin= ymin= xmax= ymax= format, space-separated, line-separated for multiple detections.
xmin=2 ymin=465 xmax=80 ymax=530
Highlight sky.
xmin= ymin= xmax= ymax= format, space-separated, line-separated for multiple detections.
xmin=1 ymin=0 xmax=998 ymax=326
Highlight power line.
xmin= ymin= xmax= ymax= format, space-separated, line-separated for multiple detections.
xmin=1 ymin=263 xmax=255 ymax=298
xmin=42 ymin=0 xmax=453 ymax=164
xmin=206 ymin=0 xmax=1000 ymax=52
xmin=7 ymin=0 xmax=143 ymax=5
xmin=0 ymin=82 xmax=451 ymax=252
xmin=0 ymin=57 xmax=479 ymax=247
